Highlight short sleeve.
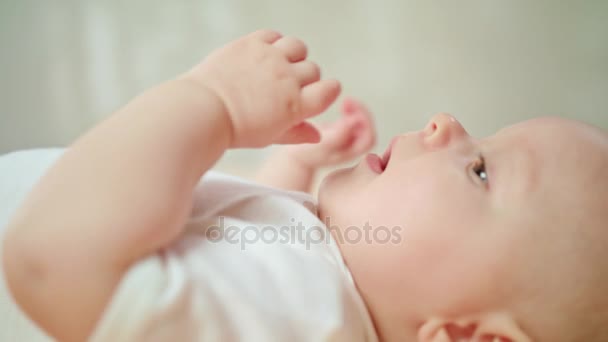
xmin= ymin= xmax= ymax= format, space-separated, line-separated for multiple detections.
xmin=89 ymin=250 xmax=203 ymax=342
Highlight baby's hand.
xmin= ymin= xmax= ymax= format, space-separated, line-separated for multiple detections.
xmin=285 ymin=98 xmax=377 ymax=168
xmin=184 ymin=30 xmax=341 ymax=148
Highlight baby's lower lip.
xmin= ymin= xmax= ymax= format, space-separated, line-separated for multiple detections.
xmin=366 ymin=153 xmax=383 ymax=174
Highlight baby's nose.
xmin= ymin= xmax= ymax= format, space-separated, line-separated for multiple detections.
xmin=423 ymin=113 xmax=469 ymax=148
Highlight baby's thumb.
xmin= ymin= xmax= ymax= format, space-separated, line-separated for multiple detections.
xmin=274 ymin=121 xmax=321 ymax=145
xmin=300 ymin=79 xmax=341 ymax=118
xmin=321 ymin=116 xmax=358 ymax=149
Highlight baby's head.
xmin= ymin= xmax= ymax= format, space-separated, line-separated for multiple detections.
xmin=318 ymin=114 xmax=608 ymax=341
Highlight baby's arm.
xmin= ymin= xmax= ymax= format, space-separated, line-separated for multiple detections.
xmin=3 ymin=80 xmax=231 ymax=342
xmin=255 ymin=98 xmax=376 ymax=193
xmin=2 ymin=30 xmax=339 ymax=341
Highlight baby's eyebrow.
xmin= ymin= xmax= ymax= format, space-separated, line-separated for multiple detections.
xmin=489 ymin=138 xmax=539 ymax=199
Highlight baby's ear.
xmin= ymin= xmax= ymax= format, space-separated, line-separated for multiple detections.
xmin=417 ymin=313 xmax=532 ymax=342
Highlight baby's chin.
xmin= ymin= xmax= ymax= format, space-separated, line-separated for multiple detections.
xmin=316 ymin=166 xmax=354 ymax=218
xmin=317 ymin=165 xmax=355 ymax=199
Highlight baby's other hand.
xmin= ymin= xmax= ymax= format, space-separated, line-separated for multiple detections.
xmin=183 ymin=29 xmax=341 ymax=148
xmin=285 ymin=98 xmax=377 ymax=169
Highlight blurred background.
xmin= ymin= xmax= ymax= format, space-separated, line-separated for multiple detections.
xmin=1 ymin=0 xmax=607 ymax=178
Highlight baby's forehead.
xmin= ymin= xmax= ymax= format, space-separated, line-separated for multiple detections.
xmin=489 ymin=116 xmax=608 ymax=203
xmin=493 ymin=117 xmax=608 ymax=158
xmin=496 ymin=116 xmax=595 ymax=137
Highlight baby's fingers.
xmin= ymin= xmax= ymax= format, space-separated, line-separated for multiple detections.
xmin=275 ymin=121 xmax=321 ymax=145
xmin=318 ymin=117 xmax=359 ymax=150
xmin=341 ymin=98 xmax=377 ymax=155
xmin=293 ymin=61 xmax=321 ymax=87
xmin=249 ymin=29 xmax=283 ymax=44
xmin=300 ymin=79 xmax=341 ymax=119
xmin=273 ymin=36 xmax=308 ymax=62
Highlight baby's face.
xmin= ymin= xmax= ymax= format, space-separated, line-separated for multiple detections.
xmin=318 ymin=114 xmax=608 ymax=341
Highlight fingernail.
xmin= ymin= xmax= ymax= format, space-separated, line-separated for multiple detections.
xmin=343 ymin=99 xmax=357 ymax=114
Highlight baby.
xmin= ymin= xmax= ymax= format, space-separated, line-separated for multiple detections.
xmin=2 ymin=29 xmax=608 ymax=342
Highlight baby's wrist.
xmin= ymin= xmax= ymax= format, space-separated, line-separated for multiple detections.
xmin=280 ymin=146 xmax=320 ymax=171
xmin=176 ymin=76 xmax=235 ymax=147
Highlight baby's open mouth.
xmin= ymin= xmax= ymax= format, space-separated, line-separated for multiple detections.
xmin=366 ymin=137 xmax=397 ymax=174
xmin=380 ymin=137 xmax=397 ymax=171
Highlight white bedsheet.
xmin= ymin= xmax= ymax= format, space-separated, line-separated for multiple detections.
xmin=0 ymin=148 xmax=64 ymax=342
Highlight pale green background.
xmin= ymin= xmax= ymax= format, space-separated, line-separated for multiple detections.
xmin=1 ymin=0 xmax=607 ymax=176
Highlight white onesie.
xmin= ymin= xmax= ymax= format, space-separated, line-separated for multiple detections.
xmin=0 ymin=149 xmax=378 ymax=342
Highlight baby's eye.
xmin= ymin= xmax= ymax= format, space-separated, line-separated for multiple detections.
xmin=471 ymin=154 xmax=489 ymax=184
